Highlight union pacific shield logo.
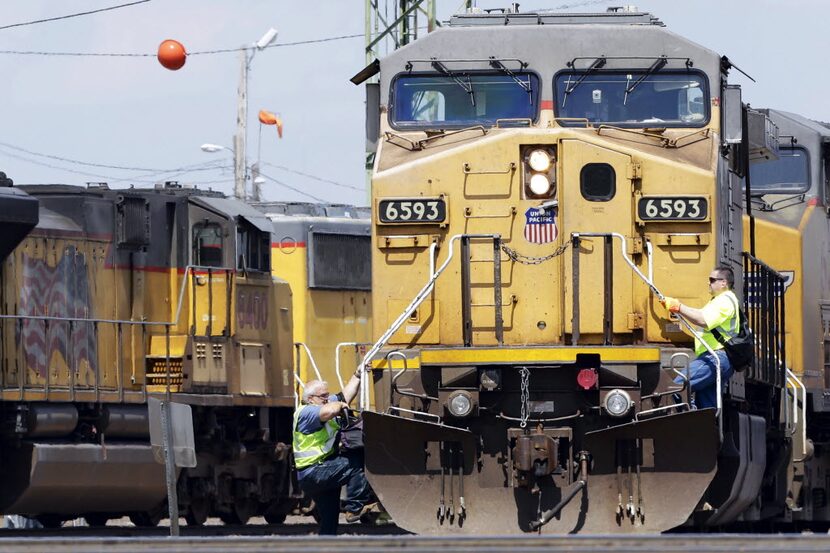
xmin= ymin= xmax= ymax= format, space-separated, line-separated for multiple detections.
xmin=523 ymin=206 xmax=558 ymax=244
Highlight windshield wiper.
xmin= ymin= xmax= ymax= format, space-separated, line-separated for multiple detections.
xmin=431 ymin=60 xmax=475 ymax=107
xmin=489 ymin=57 xmax=532 ymax=103
xmin=624 ymin=56 xmax=668 ymax=105
xmin=562 ymin=56 xmax=606 ymax=107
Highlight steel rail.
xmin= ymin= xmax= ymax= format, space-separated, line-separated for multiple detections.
xmin=2 ymin=534 xmax=830 ymax=553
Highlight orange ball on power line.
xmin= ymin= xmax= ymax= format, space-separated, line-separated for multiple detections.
xmin=157 ymin=39 xmax=187 ymax=70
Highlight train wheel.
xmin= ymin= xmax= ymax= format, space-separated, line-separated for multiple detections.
xmin=84 ymin=514 xmax=109 ymax=527
xmin=130 ymin=509 xmax=163 ymax=527
xmin=35 ymin=515 xmax=63 ymax=529
xmin=219 ymin=498 xmax=257 ymax=526
xmin=263 ymin=508 xmax=287 ymax=525
xmin=185 ymin=498 xmax=210 ymax=527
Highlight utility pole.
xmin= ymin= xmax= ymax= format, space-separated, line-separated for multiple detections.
xmin=363 ymin=1 xmax=443 ymax=201
xmin=230 ymin=28 xmax=278 ymax=201
xmin=234 ymin=49 xmax=249 ymax=200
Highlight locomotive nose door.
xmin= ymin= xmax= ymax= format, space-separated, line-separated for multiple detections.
xmin=559 ymin=140 xmax=636 ymax=343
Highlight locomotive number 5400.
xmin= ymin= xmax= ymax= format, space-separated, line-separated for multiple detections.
xmin=378 ymin=198 xmax=447 ymax=224
xmin=637 ymin=196 xmax=708 ymax=221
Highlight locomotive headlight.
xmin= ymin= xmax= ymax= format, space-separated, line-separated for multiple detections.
xmin=603 ymin=389 xmax=633 ymax=417
xmin=527 ymin=149 xmax=552 ymax=172
xmin=447 ymin=390 xmax=474 ymax=418
xmin=529 ymin=173 xmax=552 ymax=196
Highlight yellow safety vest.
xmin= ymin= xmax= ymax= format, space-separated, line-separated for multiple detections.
xmin=292 ymin=405 xmax=340 ymax=469
xmin=695 ymin=290 xmax=740 ymax=356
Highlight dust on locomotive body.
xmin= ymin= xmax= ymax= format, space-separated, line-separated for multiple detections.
xmin=0 ymin=184 xmax=372 ymax=527
xmin=358 ymin=8 xmax=814 ymax=534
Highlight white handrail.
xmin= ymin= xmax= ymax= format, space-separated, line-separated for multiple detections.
xmin=334 ymin=342 xmax=371 ymax=390
xmin=786 ymin=367 xmax=807 ymax=456
xmin=295 ymin=342 xmax=322 ymax=381
xmin=783 ymin=375 xmax=792 ymax=436
xmin=359 ymin=234 xmax=498 ymax=409
xmin=293 ymin=371 xmax=306 ymax=411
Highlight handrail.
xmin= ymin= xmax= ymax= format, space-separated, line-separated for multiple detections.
xmin=293 ymin=371 xmax=306 ymax=411
xmin=359 ymin=234 xmax=498 ymax=409
xmin=0 ymin=264 xmax=232 ymax=328
xmin=334 ymin=342 xmax=371 ymax=390
xmin=294 ymin=342 xmax=323 ymax=382
xmin=787 ymin=367 xmax=808 ymax=458
xmin=2 ymin=264 xmax=234 ymax=400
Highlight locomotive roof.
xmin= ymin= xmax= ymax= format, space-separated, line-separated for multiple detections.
xmin=253 ymin=201 xmax=370 ymax=220
xmin=193 ymin=195 xmax=273 ymax=233
xmin=763 ymin=109 xmax=830 ymax=141
xmin=18 ymin=183 xmax=225 ymax=199
xmin=378 ymin=12 xmax=722 ymax=105
xmin=448 ymin=10 xmax=663 ymax=27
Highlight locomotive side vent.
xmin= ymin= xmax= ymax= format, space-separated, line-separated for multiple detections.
xmin=116 ymin=195 xmax=150 ymax=249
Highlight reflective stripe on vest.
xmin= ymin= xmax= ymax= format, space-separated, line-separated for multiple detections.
xmin=292 ymin=405 xmax=339 ymax=469
xmin=721 ymin=292 xmax=740 ymax=338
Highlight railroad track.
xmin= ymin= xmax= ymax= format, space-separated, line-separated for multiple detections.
xmin=0 ymin=534 xmax=830 ymax=553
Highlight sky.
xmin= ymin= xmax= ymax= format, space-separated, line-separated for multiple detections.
xmin=0 ymin=0 xmax=827 ymax=207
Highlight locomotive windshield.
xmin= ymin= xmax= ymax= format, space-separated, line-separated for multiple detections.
xmin=554 ymin=71 xmax=708 ymax=127
xmin=390 ymin=72 xmax=539 ymax=129
xmin=748 ymin=147 xmax=810 ymax=194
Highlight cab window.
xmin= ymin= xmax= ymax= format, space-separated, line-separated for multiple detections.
xmin=237 ymin=225 xmax=270 ymax=272
xmin=193 ymin=222 xmax=224 ymax=267
xmin=748 ymin=147 xmax=810 ymax=194
xmin=391 ymin=72 xmax=539 ymax=129
xmin=554 ymin=70 xmax=709 ymax=128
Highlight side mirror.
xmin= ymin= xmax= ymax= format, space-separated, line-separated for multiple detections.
xmin=365 ymin=83 xmax=380 ymax=154
xmin=722 ymin=85 xmax=742 ymax=144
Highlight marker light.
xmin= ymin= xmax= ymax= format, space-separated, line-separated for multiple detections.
xmin=447 ymin=390 xmax=474 ymax=418
xmin=529 ymin=174 xmax=552 ymax=196
xmin=603 ymin=389 xmax=633 ymax=417
xmin=576 ymin=368 xmax=598 ymax=390
xmin=528 ymin=149 xmax=552 ymax=172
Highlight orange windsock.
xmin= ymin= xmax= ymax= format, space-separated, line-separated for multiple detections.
xmin=258 ymin=110 xmax=283 ymax=138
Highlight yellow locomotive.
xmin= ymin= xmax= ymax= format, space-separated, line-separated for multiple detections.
xmin=0 ymin=183 xmax=372 ymax=527
xmin=256 ymin=202 xmax=372 ymax=392
xmin=354 ymin=8 xmax=804 ymax=534
xmin=743 ymin=109 xmax=830 ymax=523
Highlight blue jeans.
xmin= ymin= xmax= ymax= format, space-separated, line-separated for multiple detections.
xmin=673 ymin=349 xmax=732 ymax=409
xmin=297 ymin=451 xmax=373 ymax=535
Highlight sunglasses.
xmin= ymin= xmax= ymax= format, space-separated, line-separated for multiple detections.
xmin=709 ymin=277 xmax=724 ymax=283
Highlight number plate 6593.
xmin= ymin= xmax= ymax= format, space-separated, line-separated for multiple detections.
xmin=378 ymin=198 xmax=447 ymax=224
xmin=637 ymin=196 xmax=708 ymax=221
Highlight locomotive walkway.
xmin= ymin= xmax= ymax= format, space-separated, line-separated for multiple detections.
xmin=0 ymin=534 xmax=830 ymax=553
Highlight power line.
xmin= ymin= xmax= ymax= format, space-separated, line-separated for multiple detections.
xmin=0 ymin=33 xmax=363 ymax=58
xmin=0 ymin=1 xmax=151 ymax=32
xmin=0 ymin=145 xmax=231 ymax=183
xmin=0 ymin=140 xmax=169 ymax=171
xmin=257 ymin=171 xmax=325 ymax=202
xmin=260 ymin=161 xmax=364 ymax=192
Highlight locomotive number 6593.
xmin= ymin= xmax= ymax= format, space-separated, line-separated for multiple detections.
xmin=637 ymin=196 xmax=709 ymax=221
xmin=378 ymin=198 xmax=447 ymax=224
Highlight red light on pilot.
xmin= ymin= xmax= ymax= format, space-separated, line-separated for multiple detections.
xmin=577 ymin=368 xmax=598 ymax=390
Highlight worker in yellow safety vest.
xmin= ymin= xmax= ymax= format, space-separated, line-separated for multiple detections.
xmin=661 ymin=265 xmax=738 ymax=409
xmin=293 ymin=369 xmax=377 ymax=535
